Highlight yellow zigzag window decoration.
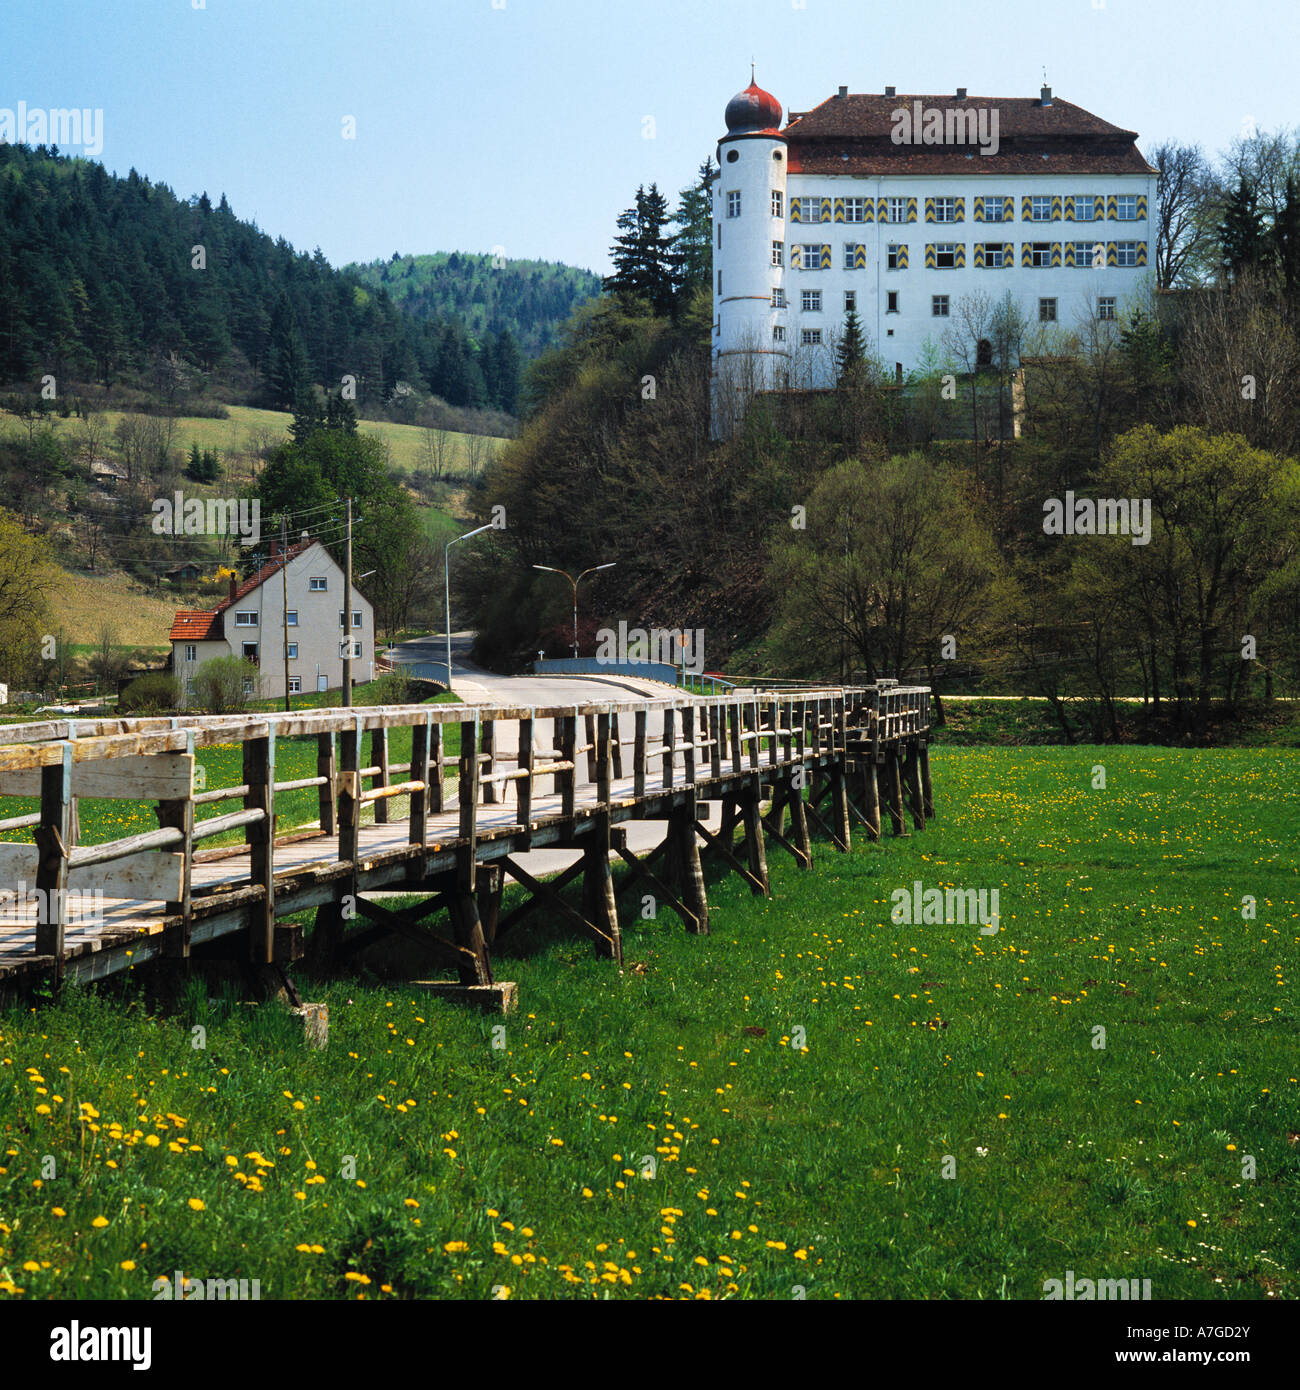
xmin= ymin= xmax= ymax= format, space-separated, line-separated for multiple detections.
xmin=1022 ymin=196 xmax=1033 ymax=221
xmin=1021 ymin=243 xmax=1034 ymax=267
xmin=974 ymin=197 xmax=986 ymax=222
xmin=1137 ymin=242 xmax=1148 ymax=265
xmin=791 ymin=201 xmax=803 ymax=224
xmin=819 ymin=197 xmax=833 ymax=223
xmin=819 ymin=243 xmax=832 ymax=269
xmin=1002 ymin=196 xmax=1015 ymax=221
xmin=893 ymin=244 xmax=909 ymax=269
xmin=924 ymin=243 xmax=937 ymax=268
xmin=1003 ymin=241 xmax=1014 ymax=267
xmin=907 ymin=197 xmax=918 ymax=222
xmin=850 ymin=244 xmax=867 ymax=269
xmin=833 ymin=198 xmax=845 ymax=222
xmin=1106 ymin=195 xmax=1119 ymax=220
xmin=954 ymin=197 xmax=965 ymax=222
xmin=1050 ymin=242 xmax=1062 ymax=267
xmin=1136 ymin=195 xmax=1148 ymax=219
xmin=925 ymin=196 xmax=935 ymax=222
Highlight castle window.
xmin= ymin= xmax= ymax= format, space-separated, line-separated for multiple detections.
xmin=844 ymin=197 xmax=868 ymax=223
xmin=933 ymin=243 xmax=958 ymax=269
xmin=717 ymin=223 xmax=722 ymax=249
xmin=773 ymin=325 xmax=787 ymax=343
xmin=726 ymin=149 xmax=739 ymax=163
xmin=1098 ymin=296 xmax=1117 ymax=320
xmin=718 ymin=270 xmax=722 ymax=294
xmin=932 ymin=197 xmax=957 ymax=223
xmin=981 ymin=244 xmax=1006 ymax=269
xmin=727 ymin=190 xmax=741 ymax=218
xmin=886 ymin=197 xmax=908 ymax=224
xmin=801 ymin=289 xmax=822 ymax=312
xmin=932 ymin=295 xmax=950 ymax=317
xmin=844 ymin=290 xmax=857 ymax=311
xmin=772 ymin=190 xmax=783 ymax=218
xmin=887 ymin=244 xmax=905 ymax=270
xmin=772 ymin=240 xmax=784 ymax=267
xmin=1072 ymin=195 xmax=1096 ymax=222
xmin=1029 ymin=242 xmax=1054 ymax=267
xmin=1073 ymin=240 xmax=1103 ymax=269
xmin=1039 ymin=298 xmax=1058 ymax=322
xmin=887 ymin=291 xmax=899 ymax=313
xmin=1115 ymin=195 xmax=1139 ymax=221
xmin=1115 ymin=241 xmax=1141 ymax=266
xmin=801 ymin=329 xmax=822 ymax=346
xmin=982 ymin=197 xmax=1008 ymax=223
xmin=794 ymin=196 xmax=819 ymax=222
xmin=771 ymin=287 xmax=787 ymax=308
xmin=1030 ymin=195 xmax=1054 ymax=221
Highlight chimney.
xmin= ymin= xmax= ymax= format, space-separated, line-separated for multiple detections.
xmin=956 ymin=87 xmax=967 ymax=100
xmin=228 ymin=574 xmax=238 ymax=601
xmin=1040 ymin=85 xmax=1052 ymax=106
xmin=838 ymin=85 xmax=848 ymax=98
xmin=884 ymin=85 xmax=896 ymax=98
xmin=270 ymin=539 xmax=280 ymax=562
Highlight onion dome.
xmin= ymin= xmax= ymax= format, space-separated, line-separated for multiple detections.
xmin=724 ymin=76 xmax=783 ymax=134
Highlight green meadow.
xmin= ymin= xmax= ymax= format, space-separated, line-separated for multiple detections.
xmin=0 ymin=746 xmax=1296 ymax=1299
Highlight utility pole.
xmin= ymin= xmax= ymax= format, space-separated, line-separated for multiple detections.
xmin=281 ymin=513 xmax=291 ymax=712
xmin=342 ymin=496 xmax=353 ymax=707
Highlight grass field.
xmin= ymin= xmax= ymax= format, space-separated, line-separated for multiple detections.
xmin=45 ymin=572 xmax=180 ymax=654
xmin=0 ymin=746 xmax=1296 ymax=1299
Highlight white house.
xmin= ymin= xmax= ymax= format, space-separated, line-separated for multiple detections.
xmin=712 ymin=77 xmax=1156 ymax=412
xmin=168 ymin=538 xmax=375 ymax=704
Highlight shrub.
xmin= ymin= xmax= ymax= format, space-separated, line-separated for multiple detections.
xmin=364 ymin=672 xmax=417 ymax=706
xmin=118 ymin=671 xmax=180 ymax=713
xmin=191 ymin=655 xmax=260 ymax=713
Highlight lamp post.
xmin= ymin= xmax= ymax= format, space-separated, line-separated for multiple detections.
xmin=533 ymin=563 xmax=616 ymax=660
xmin=445 ymin=525 xmax=493 ymax=692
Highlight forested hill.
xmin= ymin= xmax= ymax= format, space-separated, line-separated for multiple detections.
xmin=347 ymin=253 xmax=602 ymax=358
xmin=0 ymin=144 xmax=552 ymax=414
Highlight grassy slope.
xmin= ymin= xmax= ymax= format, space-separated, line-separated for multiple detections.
xmin=0 ymin=745 xmax=1296 ymax=1299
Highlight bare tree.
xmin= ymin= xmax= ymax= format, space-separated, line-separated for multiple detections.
xmin=1150 ymin=141 xmax=1215 ymax=289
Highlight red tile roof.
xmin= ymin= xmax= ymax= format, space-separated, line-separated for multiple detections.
xmin=168 ymin=539 xmax=318 ymax=645
xmin=777 ymin=93 xmax=1153 ymax=176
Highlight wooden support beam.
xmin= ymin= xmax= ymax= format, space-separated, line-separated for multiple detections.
xmin=582 ymin=813 xmax=623 ymax=963
xmin=634 ymin=707 xmax=647 ymax=802
xmin=919 ymin=740 xmax=935 ymax=819
xmin=477 ymin=863 xmax=504 ymax=946
xmin=787 ymin=775 xmax=813 ymax=867
xmin=668 ymin=790 xmax=709 ymax=934
xmin=337 ymin=719 xmax=360 ymax=864
xmin=33 ymin=742 xmax=72 ymax=978
xmin=243 ymin=731 xmax=276 ymax=964
xmin=458 ymin=714 xmax=480 ymax=891
xmin=560 ymin=713 xmax=577 ymax=820
xmin=353 ymin=893 xmax=480 ymax=973
xmin=516 ymin=715 xmax=534 ymax=844
xmin=495 ymin=855 xmax=585 ymax=939
xmin=829 ymin=763 xmax=851 ymax=853
xmin=157 ymin=729 xmax=194 ymax=958
xmin=885 ymin=747 xmax=907 ymax=837
xmin=902 ymin=743 xmax=926 ymax=831
xmin=500 ymin=856 xmax=617 ymax=954
xmin=409 ymin=714 xmax=430 ymax=848
xmin=762 ymin=787 xmax=812 ymax=869
xmin=446 ymin=880 xmax=495 ymax=986
xmin=697 ymin=808 xmax=768 ymax=897
xmin=861 ymin=758 xmax=882 ymax=842
xmin=316 ymin=732 xmax=336 ymax=836
xmin=369 ymin=726 xmax=390 ymax=824
xmin=612 ymin=839 xmax=700 ymax=935
xmin=740 ymin=781 xmax=771 ymax=894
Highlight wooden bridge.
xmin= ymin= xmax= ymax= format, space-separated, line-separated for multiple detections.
xmin=0 ymin=682 xmax=933 ymax=1020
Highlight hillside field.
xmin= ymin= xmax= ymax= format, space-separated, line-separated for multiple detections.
xmin=0 ymin=745 xmax=1295 ymax=1299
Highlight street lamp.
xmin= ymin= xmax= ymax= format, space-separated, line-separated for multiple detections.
xmin=533 ymin=563 xmax=616 ymax=659
xmin=445 ymin=524 xmax=494 ymax=692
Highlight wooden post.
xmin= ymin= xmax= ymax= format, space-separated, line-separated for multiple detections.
xmin=919 ymin=740 xmax=935 ymax=819
xmin=370 ymin=725 xmax=390 ymax=824
xmin=662 ymin=706 xmax=675 ymax=790
xmin=682 ymin=705 xmax=696 ymax=788
xmin=243 ymin=730 xmax=276 ymax=964
xmin=740 ymin=781 xmax=770 ymax=896
xmin=787 ymin=773 xmax=813 ymax=868
xmin=584 ymin=713 xmax=598 ymax=785
xmin=560 ymin=712 xmax=576 ymax=820
xmin=610 ymin=710 xmax=624 ymax=780
xmin=458 ymin=714 xmax=481 ymax=891
xmin=517 ymin=714 xmax=534 ymax=836
xmin=477 ymin=863 xmax=503 ymax=946
xmin=634 ymin=707 xmax=647 ymax=802
xmin=33 ymin=743 xmax=73 ymax=976
xmin=316 ymin=732 xmax=336 ymax=836
xmin=902 ymin=742 xmax=926 ymax=830
xmin=338 ymin=718 xmax=360 ymax=865
xmin=157 ymin=735 xmax=195 ymax=957
xmin=670 ymin=790 xmax=709 ymax=934
xmin=885 ymin=746 xmax=907 ymax=837
xmin=429 ymin=720 xmax=444 ymax=815
xmin=582 ymin=812 xmax=623 ymax=962
xmin=481 ymin=718 xmax=498 ymax=806
xmin=596 ymin=710 xmax=612 ymax=806
xmin=861 ymin=757 xmax=882 ymax=842
xmin=447 ymin=876 xmax=493 ymax=986
xmin=409 ymin=713 xmax=430 ymax=847
xmin=708 ymin=703 xmax=722 ymax=781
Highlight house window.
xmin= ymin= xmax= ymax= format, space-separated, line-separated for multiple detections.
xmin=185 ymin=678 xmax=195 ymax=698
xmin=982 ymin=197 xmax=1007 ymax=223
xmin=801 ymin=329 xmax=822 ymax=346
xmin=242 ymin=642 xmax=258 ymax=664
xmin=1030 ymin=195 xmax=1054 ymax=221
xmin=1115 ymin=195 xmax=1139 ymax=221
xmin=981 ymin=245 xmax=1006 ymax=269
xmin=773 ymin=325 xmax=787 ymax=343
xmin=794 ymin=196 xmax=819 ymax=222
xmin=1039 ymin=298 xmax=1058 ymax=322
xmin=309 ymin=576 xmax=327 ymax=591
xmin=887 ymin=197 xmax=908 ymax=223
xmin=844 ymin=290 xmax=857 ymax=311
xmin=235 ymin=611 xmax=257 ymax=627
xmin=184 ymin=644 xmax=197 ymax=662
xmin=771 ymin=287 xmax=787 ymax=308
xmin=1074 ymin=240 xmax=1103 ymax=269
xmin=1115 ymin=241 xmax=1141 ymax=267
xmin=801 ymin=289 xmax=822 ymax=312
xmin=772 ymin=240 xmax=784 ymax=267
xmin=933 ymin=243 xmax=958 ymax=269
xmin=241 ymin=679 xmax=255 ymax=697
xmin=285 ymin=610 xmax=298 ymax=627
xmin=887 ymin=244 xmax=905 ymax=270
xmin=844 ymin=197 xmax=868 ymax=223
xmin=286 ymin=642 xmax=299 ymax=659
xmin=1072 ymin=195 xmax=1096 ymax=222
xmin=727 ymin=190 xmax=741 ymax=218
xmin=772 ymin=190 xmax=783 ymax=218
xmin=932 ymin=196 xmax=957 ymax=223
xmin=1098 ymin=297 xmax=1117 ymax=320
xmin=932 ymin=295 xmax=950 ymax=317
xmin=288 ymin=677 xmax=302 ymax=695
xmin=1030 ymin=242 xmax=1054 ymax=267
xmin=886 ymin=291 xmax=899 ymax=314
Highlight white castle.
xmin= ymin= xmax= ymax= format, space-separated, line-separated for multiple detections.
xmin=711 ymin=75 xmax=1156 ymax=421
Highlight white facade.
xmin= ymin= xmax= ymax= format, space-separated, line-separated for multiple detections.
xmin=170 ymin=540 xmax=375 ymax=705
xmin=712 ymin=84 xmax=1157 ymax=403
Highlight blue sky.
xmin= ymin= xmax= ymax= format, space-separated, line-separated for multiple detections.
xmin=3 ymin=0 xmax=1296 ymax=275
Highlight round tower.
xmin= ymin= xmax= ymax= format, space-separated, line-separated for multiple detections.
xmin=714 ymin=75 xmax=788 ymax=416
